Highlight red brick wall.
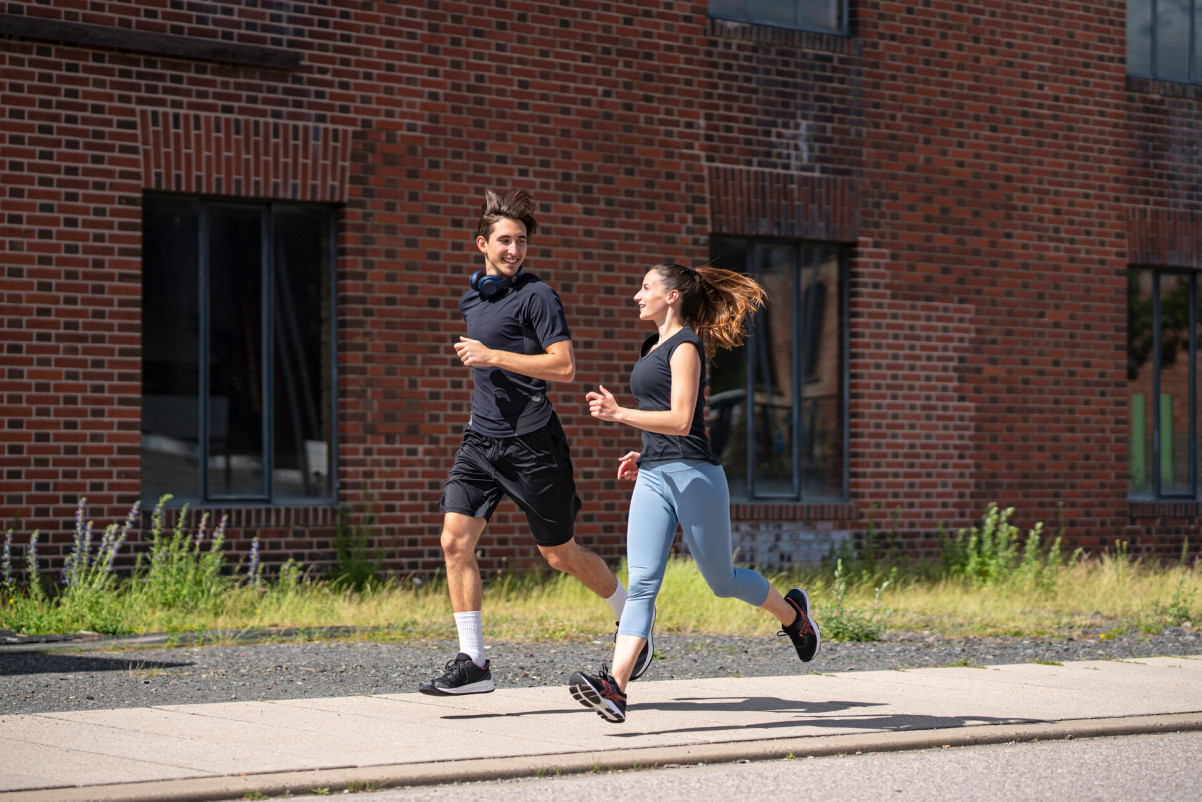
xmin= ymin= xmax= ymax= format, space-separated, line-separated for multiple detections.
xmin=2 ymin=0 xmax=1198 ymax=578
xmin=853 ymin=2 xmax=1135 ymax=553
xmin=0 ymin=1 xmax=712 ymax=575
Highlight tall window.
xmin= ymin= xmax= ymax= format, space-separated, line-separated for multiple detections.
xmin=1128 ymin=0 xmax=1202 ymax=83
xmin=1128 ymin=268 xmax=1200 ymax=499
xmin=141 ymin=195 xmax=337 ymax=505
xmin=708 ymin=237 xmax=849 ymax=501
xmin=709 ymin=0 xmax=848 ymax=35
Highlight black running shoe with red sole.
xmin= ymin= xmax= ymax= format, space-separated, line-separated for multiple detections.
xmin=780 ymin=587 xmax=821 ymax=662
xmin=569 ymin=667 xmax=627 ymax=723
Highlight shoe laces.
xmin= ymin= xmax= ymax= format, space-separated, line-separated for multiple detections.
xmin=597 ymin=664 xmax=626 ymax=701
xmin=444 ymin=655 xmax=479 ymax=680
xmin=778 ymin=603 xmax=815 ymax=639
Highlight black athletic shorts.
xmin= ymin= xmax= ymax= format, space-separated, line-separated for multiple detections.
xmin=439 ymin=414 xmax=582 ymax=547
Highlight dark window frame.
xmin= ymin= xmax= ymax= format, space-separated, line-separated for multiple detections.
xmin=140 ymin=192 xmax=339 ymax=506
xmin=1128 ymin=266 xmax=1200 ymax=500
xmin=1128 ymin=0 xmax=1202 ymax=84
xmin=709 ymin=236 xmax=850 ymax=503
xmin=708 ymin=0 xmax=850 ymax=36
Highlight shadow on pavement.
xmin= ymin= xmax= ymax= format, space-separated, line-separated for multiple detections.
xmin=0 ymin=652 xmax=192 ymax=675
xmin=438 ymin=694 xmax=1041 ymax=739
xmin=604 ymin=711 xmax=1042 ymax=738
xmin=440 ymin=695 xmax=881 ymax=721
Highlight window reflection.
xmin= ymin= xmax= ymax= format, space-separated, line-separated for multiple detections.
xmin=140 ymin=196 xmax=336 ymax=504
xmin=709 ymin=237 xmax=847 ymax=501
xmin=1158 ymin=272 xmax=1192 ymax=495
xmin=709 ymin=0 xmax=846 ymax=35
xmin=207 ymin=204 xmax=266 ymax=499
xmin=141 ymin=197 xmax=201 ymax=502
xmin=1128 ymin=268 xmax=1199 ymax=499
xmin=1127 ymin=0 xmax=1202 ymax=84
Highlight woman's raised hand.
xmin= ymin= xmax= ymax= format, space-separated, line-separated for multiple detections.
xmin=585 ymin=384 xmax=622 ymax=422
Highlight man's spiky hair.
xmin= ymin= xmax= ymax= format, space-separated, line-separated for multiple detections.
xmin=476 ymin=188 xmax=538 ymax=240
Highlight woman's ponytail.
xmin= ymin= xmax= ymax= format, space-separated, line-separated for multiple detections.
xmin=651 ymin=263 xmax=766 ymax=357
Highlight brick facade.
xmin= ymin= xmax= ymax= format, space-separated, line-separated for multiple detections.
xmin=2 ymin=1 xmax=1198 ymax=578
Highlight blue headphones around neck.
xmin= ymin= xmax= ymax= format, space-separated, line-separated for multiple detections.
xmin=470 ymin=268 xmax=523 ymax=299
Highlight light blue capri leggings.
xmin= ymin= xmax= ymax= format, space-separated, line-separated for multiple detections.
xmin=618 ymin=459 xmax=771 ymax=639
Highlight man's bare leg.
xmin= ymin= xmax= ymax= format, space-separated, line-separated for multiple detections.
xmin=537 ymin=537 xmax=620 ymax=598
xmin=542 ymin=537 xmax=655 ymax=683
xmin=441 ymin=512 xmax=487 ymax=612
xmin=417 ymin=513 xmax=495 ymax=696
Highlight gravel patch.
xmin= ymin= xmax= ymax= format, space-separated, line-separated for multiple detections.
xmin=1 ymin=627 xmax=1198 ymax=716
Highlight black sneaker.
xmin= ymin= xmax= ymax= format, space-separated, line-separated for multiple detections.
xmin=779 ymin=587 xmax=821 ymax=662
xmin=418 ymin=652 xmax=495 ymax=696
xmin=616 ymin=605 xmax=656 ymax=681
xmin=569 ymin=665 xmax=627 ymax=723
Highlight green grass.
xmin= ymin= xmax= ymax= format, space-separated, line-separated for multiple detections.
xmin=3 ymin=554 xmax=1198 ymax=643
xmin=2 ymin=499 xmax=1199 ymax=643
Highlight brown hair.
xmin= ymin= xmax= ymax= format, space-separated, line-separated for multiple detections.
xmin=651 ymin=262 xmax=767 ymax=357
xmin=476 ymin=188 xmax=538 ymax=241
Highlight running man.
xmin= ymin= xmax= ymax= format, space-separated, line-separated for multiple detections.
xmin=419 ymin=188 xmax=653 ymax=695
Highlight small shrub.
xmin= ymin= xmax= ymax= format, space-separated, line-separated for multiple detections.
xmin=0 ymin=496 xmax=251 ymax=636
xmin=1141 ymin=573 xmax=1198 ymax=633
xmin=60 ymin=498 xmax=138 ymax=594
xmin=137 ymin=496 xmax=232 ymax=610
xmin=345 ymin=779 xmax=381 ymax=792
xmin=941 ymin=503 xmax=1075 ymax=591
xmin=820 ymin=559 xmax=890 ymax=642
xmin=329 ymin=494 xmax=385 ymax=591
xmin=2 ymin=528 xmax=14 ymax=596
xmin=2 ymin=499 xmax=140 ymax=634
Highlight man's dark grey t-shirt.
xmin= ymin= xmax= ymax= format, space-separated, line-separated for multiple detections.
xmin=458 ymin=272 xmax=571 ymax=437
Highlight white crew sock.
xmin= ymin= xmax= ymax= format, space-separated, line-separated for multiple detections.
xmin=454 ymin=611 xmax=486 ymax=667
xmin=605 ymin=582 xmax=628 ymax=622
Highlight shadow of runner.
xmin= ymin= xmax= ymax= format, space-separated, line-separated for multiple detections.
xmin=440 ymin=695 xmax=1041 ymax=739
xmin=440 ymin=696 xmax=881 ymax=720
xmin=602 ymin=711 xmax=1042 ymax=739
xmin=0 ymin=653 xmax=191 ymax=675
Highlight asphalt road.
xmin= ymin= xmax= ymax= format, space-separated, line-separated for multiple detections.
xmin=282 ymin=730 xmax=1202 ymax=802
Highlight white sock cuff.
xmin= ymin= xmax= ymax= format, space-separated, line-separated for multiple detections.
xmin=605 ymin=582 xmax=628 ymax=621
xmin=454 ymin=611 xmax=485 ymax=667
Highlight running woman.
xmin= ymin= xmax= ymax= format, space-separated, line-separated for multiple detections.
xmin=420 ymin=188 xmax=652 ymax=696
xmin=568 ymin=262 xmax=820 ymax=723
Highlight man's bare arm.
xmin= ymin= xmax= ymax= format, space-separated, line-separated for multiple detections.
xmin=453 ymin=337 xmax=576 ymax=383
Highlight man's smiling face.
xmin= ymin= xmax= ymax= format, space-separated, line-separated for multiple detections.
xmin=476 ymin=217 xmax=528 ymax=277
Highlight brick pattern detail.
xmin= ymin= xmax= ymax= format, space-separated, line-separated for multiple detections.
xmin=707 ymin=17 xmax=860 ymax=54
xmin=731 ymin=502 xmax=859 ymax=522
xmin=138 ymin=110 xmax=352 ymax=201
xmin=706 ymin=165 xmax=860 ymax=242
xmin=713 ymin=522 xmax=851 ymax=568
xmin=149 ymin=505 xmax=341 ymax=570
xmin=1128 ymin=75 xmax=1202 ymax=101
xmin=3 ymin=0 xmax=1200 ymax=577
xmin=1126 ymin=207 xmax=1202 ymax=269
xmin=153 ymin=504 xmax=337 ymax=531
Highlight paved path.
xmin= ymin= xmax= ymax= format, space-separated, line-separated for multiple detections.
xmin=2 ymin=655 xmax=1201 ymax=802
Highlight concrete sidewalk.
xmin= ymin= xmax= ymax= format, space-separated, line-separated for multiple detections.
xmin=2 ymin=655 xmax=1201 ymax=802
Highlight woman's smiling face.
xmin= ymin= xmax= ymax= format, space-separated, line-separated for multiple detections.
xmin=634 ymin=269 xmax=675 ymax=322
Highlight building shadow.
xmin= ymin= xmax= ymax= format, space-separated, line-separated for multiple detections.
xmin=0 ymin=652 xmax=191 ymax=676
